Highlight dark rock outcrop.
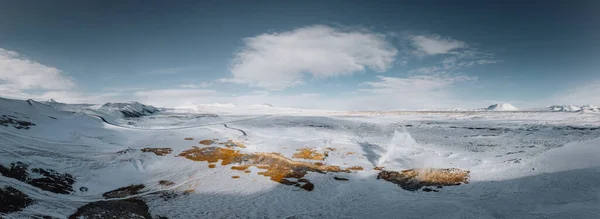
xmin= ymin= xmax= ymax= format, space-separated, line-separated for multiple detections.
xmin=0 ymin=186 xmax=34 ymax=214
xmin=0 ymin=162 xmax=75 ymax=194
xmin=0 ymin=115 xmax=35 ymax=129
xmin=102 ymin=184 xmax=145 ymax=199
xmin=68 ymin=199 xmax=152 ymax=219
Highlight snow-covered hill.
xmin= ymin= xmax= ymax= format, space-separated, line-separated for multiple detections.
xmin=549 ymin=104 xmax=599 ymax=112
xmin=487 ymin=103 xmax=518 ymax=111
xmin=44 ymin=99 xmax=160 ymax=122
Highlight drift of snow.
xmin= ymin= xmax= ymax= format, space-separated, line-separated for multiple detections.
xmin=487 ymin=103 xmax=518 ymax=111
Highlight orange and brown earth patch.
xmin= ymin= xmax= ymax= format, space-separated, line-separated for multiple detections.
xmin=377 ymin=168 xmax=470 ymax=191
xmin=198 ymin=139 xmax=247 ymax=148
xmin=141 ymin=148 xmax=172 ymax=156
xmin=159 ymin=180 xmax=175 ymax=187
xmin=199 ymin=140 xmax=214 ymax=145
xmin=178 ymin=147 xmax=361 ymax=191
xmin=347 ymin=166 xmax=364 ymax=171
xmin=231 ymin=176 xmax=240 ymax=179
xmin=292 ymin=148 xmax=326 ymax=160
xmin=219 ymin=140 xmax=247 ymax=148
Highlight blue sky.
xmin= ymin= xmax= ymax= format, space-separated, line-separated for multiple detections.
xmin=0 ymin=0 xmax=598 ymax=109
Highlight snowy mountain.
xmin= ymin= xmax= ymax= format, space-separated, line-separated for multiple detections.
xmin=94 ymin=102 xmax=160 ymax=118
xmin=487 ymin=103 xmax=518 ymax=111
xmin=43 ymin=99 xmax=160 ymax=121
xmin=549 ymin=104 xmax=600 ymax=112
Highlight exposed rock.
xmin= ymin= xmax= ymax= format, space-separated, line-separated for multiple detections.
xmin=334 ymin=176 xmax=349 ymax=181
xmin=140 ymin=148 xmax=172 ymax=156
xmin=0 ymin=186 xmax=34 ymax=214
xmin=102 ymin=184 xmax=145 ymax=199
xmin=68 ymin=199 xmax=152 ymax=219
xmin=0 ymin=162 xmax=75 ymax=194
xmin=29 ymin=168 xmax=76 ymax=194
xmin=0 ymin=162 xmax=29 ymax=182
xmin=158 ymin=180 xmax=175 ymax=187
xmin=0 ymin=115 xmax=35 ymax=129
xmin=377 ymin=168 xmax=470 ymax=191
xmin=300 ymin=182 xmax=315 ymax=191
xmin=422 ymin=188 xmax=439 ymax=192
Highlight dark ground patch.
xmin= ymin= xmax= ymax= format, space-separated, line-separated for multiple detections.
xmin=68 ymin=199 xmax=152 ymax=219
xmin=140 ymin=148 xmax=173 ymax=156
xmin=0 ymin=115 xmax=35 ymax=129
xmin=0 ymin=162 xmax=75 ymax=194
xmin=103 ymin=184 xmax=145 ymax=199
xmin=0 ymin=186 xmax=34 ymax=214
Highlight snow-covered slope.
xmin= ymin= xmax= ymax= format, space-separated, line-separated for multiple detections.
xmin=549 ymin=104 xmax=599 ymax=112
xmin=487 ymin=103 xmax=518 ymax=111
xmin=93 ymin=102 xmax=159 ymax=118
xmin=44 ymin=99 xmax=160 ymax=123
xmin=2 ymin=97 xmax=600 ymax=218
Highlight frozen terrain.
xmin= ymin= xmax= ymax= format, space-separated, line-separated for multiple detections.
xmin=1 ymin=97 xmax=599 ymax=219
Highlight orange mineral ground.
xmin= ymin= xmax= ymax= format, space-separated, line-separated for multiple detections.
xmin=178 ymin=147 xmax=358 ymax=191
xmin=292 ymin=148 xmax=326 ymax=160
xmin=377 ymin=168 xmax=470 ymax=191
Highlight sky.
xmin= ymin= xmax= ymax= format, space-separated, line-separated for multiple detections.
xmin=0 ymin=0 xmax=599 ymax=110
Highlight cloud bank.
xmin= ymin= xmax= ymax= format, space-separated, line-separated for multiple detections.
xmin=0 ymin=48 xmax=74 ymax=91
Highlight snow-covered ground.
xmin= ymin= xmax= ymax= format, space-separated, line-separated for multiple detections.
xmin=1 ymin=97 xmax=599 ymax=218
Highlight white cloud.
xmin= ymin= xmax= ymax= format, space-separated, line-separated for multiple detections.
xmin=0 ymin=48 xmax=74 ymax=90
xmin=225 ymin=25 xmax=398 ymax=90
xmin=411 ymin=35 xmax=467 ymax=56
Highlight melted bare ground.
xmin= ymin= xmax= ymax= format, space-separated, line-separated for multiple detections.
xmin=178 ymin=147 xmax=358 ymax=191
xmin=377 ymin=168 xmax=470 ymax=191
